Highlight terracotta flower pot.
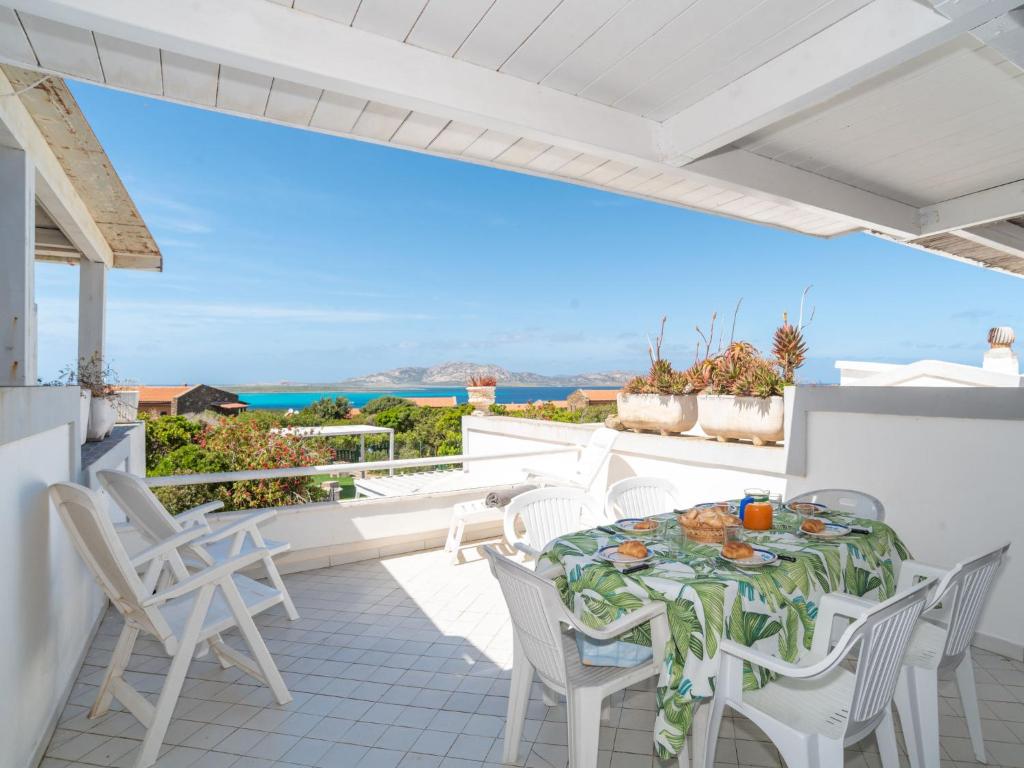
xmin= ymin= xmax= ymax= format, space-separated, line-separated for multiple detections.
xmin=466 ymin=386 xmax=496 ymax=416
xmin=697 ymin=394 xmax=784 ymax=446
xmin=616 ymin=393 xmax=697 ymax=435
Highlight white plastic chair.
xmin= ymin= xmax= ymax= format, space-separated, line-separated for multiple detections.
xmin=503 ymin=487 xmax=605 ymax=559
xmin=605 ymin=476 xmax=683 ymax=521
xmin=483 ymin=546 xmax=672 ymax=768
xmin=825 ymin=544 xmax=1010 ymax=768
xmin=787 ymin=488 xmax=885 ymax=520
xmin=49 ymin=483 xmax=292 ymax=768
xmin=522 ymin=427 xmax=618 ymax=491
xmin=700 ymin=578 xmax=934 ymax=768
xmin=98 ymin=469 xmax=299 ymax=620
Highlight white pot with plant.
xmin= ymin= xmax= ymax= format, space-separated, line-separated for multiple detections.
xmin=57 ymin=354 xmax=122 ymax=442
xmin=697 ymin=296 xmax=810 ymax=446
xmin=77 ymin=389 xmax=92 ymax=446
xmin=617 ymin=316 xmax=698 ymax=435
xmin=466 ymin=375 xmax=498 ymax=416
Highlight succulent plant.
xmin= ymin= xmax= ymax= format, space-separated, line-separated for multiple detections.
xmin=772 ymin=312 xmax=807 ymax=384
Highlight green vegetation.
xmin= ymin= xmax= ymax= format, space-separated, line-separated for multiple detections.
xmin=144 ymin=394 xmax=614 ymax=513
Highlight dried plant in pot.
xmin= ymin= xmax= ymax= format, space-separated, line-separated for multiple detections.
xmin=617 ymin=317 xmax=699 ymax=435
xmin=697 ymin=299 xmax=811 ymax=446
xmin=466 ymin=374 xmax=498 ymax=416
xmin=52 ymin=353 xmax=122 ymax=442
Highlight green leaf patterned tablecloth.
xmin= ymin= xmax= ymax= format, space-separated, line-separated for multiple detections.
xmin=539 ymin=510 xmax=910 ymax=758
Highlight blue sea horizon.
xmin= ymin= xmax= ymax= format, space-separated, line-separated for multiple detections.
xmin=240 ymin=386 xmax=619 ymax=411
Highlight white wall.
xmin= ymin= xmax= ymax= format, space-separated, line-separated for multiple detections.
xmin=0 ymin=387 xmax=105 ymax=768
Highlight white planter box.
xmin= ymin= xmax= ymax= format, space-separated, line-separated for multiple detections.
xmin=466 ymin=386 xmax=496 ymax=416
xmin=78 ymin=390 xmax=92 ymax=446
xmin=87 ymin=396 xmax=117 ymax=442
xmin=697 ymin=394 xmax=785 ymax=446
xmin=114 ymin=389 xmax=139 ymax=422
xmin=617 ymin=393 xmax=698 ymax=435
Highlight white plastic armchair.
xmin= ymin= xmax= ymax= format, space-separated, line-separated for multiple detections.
xmin=502 ymin=487 xmax=605 ymax=559
xmin=98 ymin=469 xmax=299 ymax=620
xmin=483 ymin=546 xmax=672 ymax=768
xmin=787 ymin=488 xmax=885 ymax=520
xmin=701 ymin=578 xmax=933 ymax=768
xmin=824 ymin=544 xmax=1010 ymax=768
xmin=49 ymin=482 xmax=291 ymax=768
xmin=522 ymin=427 xmax=618 ymax=491
xmin=605 ymin=476 xmax=683 ymax=521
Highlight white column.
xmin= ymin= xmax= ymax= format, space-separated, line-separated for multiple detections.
xmin=0 ymin=146 xmax=36 ymax=386
xmin=78 ymin=256 xmax=107 ymax=365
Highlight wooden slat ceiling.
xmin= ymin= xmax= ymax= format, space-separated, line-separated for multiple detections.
xmin=907 ymin=229 xmax=1024 ymax=275
xmin=2 ymin=64 xmax=162 ymax=270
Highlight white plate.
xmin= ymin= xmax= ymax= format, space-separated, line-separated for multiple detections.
xmin=718 ymin=547 xmax=778 ymax=568
xmin=597 ymin=544 xmax=654 ymax=566
xmin=786 ymin=501 xmax=830 ymax=516
xmin=800 ymin=519 xmax=851 ymax=538
xmin=615 ymin=518 xmax=661 ymax=535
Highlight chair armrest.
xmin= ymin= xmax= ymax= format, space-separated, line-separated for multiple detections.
xmin=195 ymin=510 xmax=276 ymax=545
xmin=535 ymin=563 xmax=564 ymax=581
xmin=810 ymin=593 xmax=875 ymax=656
xmin=175 ymin=501 xmax=223 ymax=527
xmin=130 ymin=527 xmax=210 ymax=568
xmin=522 ymin=468 xmax=582 ymax=487
xmin=142 ymin=550 xmax=268 ymax=606
xmin=564 ymin=601 xmax=667 ymax=642
xmin=897 ymin=560 xmax=949 ymax=592
xmin=721 ymin=637 xmax=849 ymax=680
xmin=513 ymin=541 xmax=542 ymax=559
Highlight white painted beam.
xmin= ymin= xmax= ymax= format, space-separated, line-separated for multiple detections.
xmin=684 ymin=148 xmax=920 ymax=237
xmin=955 ymin=221 xmax=1024 ymax=259
xmin=0 ymin=145 xmax=36 ymax=385
xmin=0 ymin=68 xmax=112 ymax=266
xmin=18 ymin=0 xmax=660 ymax=164
xmin=919 ymin=179 xmax=1024 ymax=235
xmin=77 ymin=257 xmax=106 ymax=366
xmin=662 ymin=0 xmax=1023 ymax=165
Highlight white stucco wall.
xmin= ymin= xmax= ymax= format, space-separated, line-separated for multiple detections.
xmin=0 ymin=387 xmax=105 ymax=768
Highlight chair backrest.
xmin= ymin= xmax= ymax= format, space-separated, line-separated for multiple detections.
xmin=605 ymin=476 xmax=683 ymax=521
xmin=788 ymin=488 xmax=885 ymax=520
xmin=507 ymin=487 xmax=601 ymax=553
xmin=930 ymin=543 xmax=1010 ymax=667
xmin=49 ymin=482 xmax=170 ymax=640
xmin=98 ymin=469 xmax=184 ymax=543
xmin=483 ymin=546 xmax=569 ymax=688
xmin=842 ymin=579 xmax=932 ymax=736
xmin=573 ymin=428 xmax=618 ymax=487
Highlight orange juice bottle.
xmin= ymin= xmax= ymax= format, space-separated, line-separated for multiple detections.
xmin=743 ymin=501 xmax=773 ymax=531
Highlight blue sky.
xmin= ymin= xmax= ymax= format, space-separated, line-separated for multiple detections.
xmin=35 ymin=81 xmax=1022 ymax=386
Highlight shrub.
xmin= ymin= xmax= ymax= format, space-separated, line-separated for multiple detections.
xmin=150 ymin=443 xmax=232 ymax=513
xmin=143 ymin=414 xmax=202 ymax=471
xmin=301 ymin=396 xmax=351 ymax=421
xmin=362 ymin=396 xmax=413 ymax=415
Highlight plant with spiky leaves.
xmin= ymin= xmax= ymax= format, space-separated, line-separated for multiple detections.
xmin=772 ymin=312 xmax=808 ymax=384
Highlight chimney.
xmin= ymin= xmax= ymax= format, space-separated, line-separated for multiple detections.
xmin=983 ymin=327 xmax=1019 ymax=376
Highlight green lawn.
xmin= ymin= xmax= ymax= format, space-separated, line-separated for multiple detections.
xmin=310 ymin=473 xmax=357 ymax=500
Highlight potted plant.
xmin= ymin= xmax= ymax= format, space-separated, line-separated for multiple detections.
xmin=697 ymin=306 xmax=809 ymax=446
xmin=617 ymin=317 xmax=698 ymax=435
xmin=57 ymin=354 xmax=121 ymax=441
xmin=466 ymin=375 xmax=498 ymax=416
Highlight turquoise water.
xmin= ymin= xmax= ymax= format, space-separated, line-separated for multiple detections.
xmin=238 ymin=386 xmax=617 ymax=411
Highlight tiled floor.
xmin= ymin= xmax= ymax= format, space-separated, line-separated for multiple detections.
xmin=43 ymin=544 xmax=1024 ymax=768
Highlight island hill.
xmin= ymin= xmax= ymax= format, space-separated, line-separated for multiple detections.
xmin=227 ymin=362 xmax=634 ymax=393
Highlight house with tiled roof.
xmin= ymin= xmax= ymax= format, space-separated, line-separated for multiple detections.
xmin=132 ymin=385 xmax=248 ymax=417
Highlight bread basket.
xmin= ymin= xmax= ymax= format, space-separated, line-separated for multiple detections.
xmin=678 ymin=505 xmax=741 ymax=543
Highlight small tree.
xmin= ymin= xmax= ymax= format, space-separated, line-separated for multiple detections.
xmin=362 ymin=396 xmax=413 ymax=415
xmin=143 ymin=414 xmax=202 ymax=471
xmin=301 ymin=396 xmax=351 ymax=421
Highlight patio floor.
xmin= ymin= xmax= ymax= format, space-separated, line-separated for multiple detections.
xmin=42 ymin=544 xmax=1024 ymax=768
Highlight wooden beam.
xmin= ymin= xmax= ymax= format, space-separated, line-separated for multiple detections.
xmin=0 ymin=68 xmax=113 ymax=266
xmin=918 ymin=179 xmax=1024 ymax=235
xmin=684 ymin=148 xmax=920 ymax=237
xmin=955 ymin=221 xmax=1024 ymax=259
xmin=21 ymin=0 xmax=660 ymax=164
xmin=662 ymin=0 xmax=1022 ymax=165
xmin=0 ymin=146 xmax=36 ymax=385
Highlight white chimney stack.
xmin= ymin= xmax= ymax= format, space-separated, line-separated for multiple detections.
xmin=983 ymin=327 xmax=1019 ymax=376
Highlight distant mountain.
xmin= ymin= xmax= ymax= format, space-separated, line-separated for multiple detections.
xmin=337 ymin=361 xmax=634 ymax=388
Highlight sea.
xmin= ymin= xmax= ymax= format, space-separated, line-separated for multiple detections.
xmin=238 ymin=386 xmax=618 ymax=411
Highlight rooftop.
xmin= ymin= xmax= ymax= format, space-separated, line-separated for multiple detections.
xmin=42 ymin=546 xmax=1024 ymax=768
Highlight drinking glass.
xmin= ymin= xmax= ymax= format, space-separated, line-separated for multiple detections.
xmin=723 ymin=525 xmax=745 ymax=548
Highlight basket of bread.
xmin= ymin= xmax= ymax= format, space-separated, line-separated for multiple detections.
xmin=677 ymin=505 xmax=741 ymax=543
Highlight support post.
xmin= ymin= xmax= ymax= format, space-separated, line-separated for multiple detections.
xmin=388 ymin=430 xmax=395 ymax=476
xmin=78 ymin=256 xmax=107 ymax=366
xmin=359 ymin=434 xmax=366 ymax=479
xmin=0 ymin=146 xmax=36 ymax=386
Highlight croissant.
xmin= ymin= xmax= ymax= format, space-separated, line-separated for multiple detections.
xmin=617 ymin=540 xmax=649 ymax=559
xmin=801 ymin=518 xmax=826 ymax=533
xmin=633 ymin=519 xmax=658 ymax=530
xmin=722 ymin=542 xmax=754 ymax=560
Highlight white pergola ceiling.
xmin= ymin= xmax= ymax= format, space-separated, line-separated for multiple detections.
xmin=3 ymin=0 xmax=1024 ymax=274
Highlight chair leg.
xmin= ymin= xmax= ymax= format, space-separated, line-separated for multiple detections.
xmin=699 ymin=695 xmax=727 ymax=768
xmin=504 ymin=636 xmax=533 ymax=764
xmin=135 ymin=586 xmax=212 ymax=768
xmin=262 ymin=555 xmax=299 ymax=621
xmin=220 ymin=578 xmax=292 ymax=705
xmin=209 ymin=633 xmax=233 ymax=669
xmin=567 ymin=689 xmax=602 ymax=768
xmin=688 ymin=698 xmax=709 ymax=768
xmin=91 ymin=623 xmax=139 ymax=719
xmin=956 ymin=650 xmax=987 ymax=763
xmin=895 ymin=665 xmax=939 ymax=768
xmin=542 ymin=683 xmax=559 ymax=706
xmin=876 ymin=706 xmax=900 ymax=768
